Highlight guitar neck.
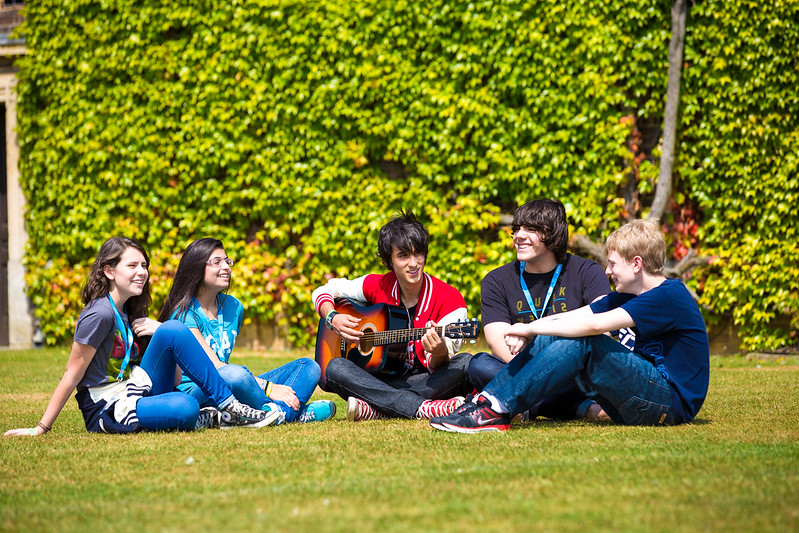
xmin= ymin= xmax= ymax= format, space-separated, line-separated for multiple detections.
xmin=372 ymin=326 xmax=445 ymax=346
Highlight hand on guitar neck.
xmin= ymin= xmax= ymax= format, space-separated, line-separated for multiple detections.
xmin=420 ymin=320 xmax=448 ymax=370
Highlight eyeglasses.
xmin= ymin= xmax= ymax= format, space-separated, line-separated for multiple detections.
xmin=206 ymin=257 xmax=234 ymax=268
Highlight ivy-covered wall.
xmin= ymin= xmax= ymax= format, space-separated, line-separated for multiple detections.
xmin=16 ymin=0 xmax=799 ymax=350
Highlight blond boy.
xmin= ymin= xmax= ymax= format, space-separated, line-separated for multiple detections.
xmin=431 ymin=220 xmax=710 ymax=433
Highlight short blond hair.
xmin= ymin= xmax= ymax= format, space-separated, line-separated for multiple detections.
xmin=605 ymin=220 xmax=666 ymax=275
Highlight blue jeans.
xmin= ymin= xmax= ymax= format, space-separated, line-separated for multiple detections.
xmin=137 ymin=320 xmax=236 ymax=431
xmin=185 ymin=358 xmax=321 ymax=423
xmin=484 ymin=334 xmax=674 ymax=425
xmin=468 ymin=351 xmax=594 ymax=419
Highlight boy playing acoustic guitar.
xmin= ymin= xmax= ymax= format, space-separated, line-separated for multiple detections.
xmin=312 ymin=211 xmax=474 ymax=421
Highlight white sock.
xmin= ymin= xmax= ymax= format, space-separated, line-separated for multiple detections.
xmin=477 ymin=392 xmax=509 ymax=414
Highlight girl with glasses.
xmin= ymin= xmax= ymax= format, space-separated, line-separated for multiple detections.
xmin=152 ymin=238 xmax=335 ymax=424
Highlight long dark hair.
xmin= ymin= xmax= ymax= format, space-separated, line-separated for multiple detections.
xmin=81 ymin=237 xmax=151 ymax=320
xmin=158 ymin=238 xmax=226 ymax=322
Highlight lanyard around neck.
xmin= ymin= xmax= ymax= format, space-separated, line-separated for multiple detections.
xmin=193 ymin=295 xmax=225 ymax=355
xmin=519 ymin=262 xmax=563 ymax=320
xmin=107 ymin=293 xmax=134 ymax=381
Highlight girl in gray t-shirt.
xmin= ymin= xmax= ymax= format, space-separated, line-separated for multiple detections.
xmin=5 ymin=237 xmax=276 ymax=436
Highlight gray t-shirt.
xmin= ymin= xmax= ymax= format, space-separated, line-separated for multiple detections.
xmin=75 ymin=297 xmax=141 ymax=389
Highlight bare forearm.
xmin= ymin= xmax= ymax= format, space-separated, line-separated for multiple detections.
xmin=318 ymin=302 xmax=335 ymax=318
xmin=190 ymin=328 xmax=225 ymax=369
xmin=39 ymin=371 xmax=83 ymax=428
xmin=513 ymin=306 xmax=633 ymax=339
xmin=484 ymin=322 xmax=514 ymax=363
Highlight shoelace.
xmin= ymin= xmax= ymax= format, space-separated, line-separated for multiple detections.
xmin=358 ymin=399 xmax=380 ymax=420
xmin=233 ymin=401 xmax=265 ymax=420
xmin=433 ymin=399 xmax=460 ymax=417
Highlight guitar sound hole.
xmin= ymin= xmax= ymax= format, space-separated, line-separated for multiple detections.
xmin=358 ymin=327 xmax=375 ymax=354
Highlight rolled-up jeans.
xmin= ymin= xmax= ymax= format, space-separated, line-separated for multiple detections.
xmin=484 ymin=334 xmax=674 ymax=425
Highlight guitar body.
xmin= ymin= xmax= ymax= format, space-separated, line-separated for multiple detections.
xmin=315 ymin=299 xmax=410 ymax=384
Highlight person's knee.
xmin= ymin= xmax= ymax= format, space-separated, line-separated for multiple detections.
xmin=218 ymin=364 xmax=251 ymax=388
xmin=468 ymin=352 xmax=502 ymax=385
xmin=447 ymin=351 xmax=474 ymax=372
xmin=298 ymin=358 xmax=322 ymax=384
xmin=171 ymin=394 xmax=201 ymax=430
xmin=152 ymin=319 xmax=191 ymax=343
xmin=325 ymin=357 xmax=359 ymax=386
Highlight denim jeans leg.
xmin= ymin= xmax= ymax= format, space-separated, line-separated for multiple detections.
xmin=467 ymin=352 xmax=506 ymax=391
xmin=485 ymin=335 xmax=588 ymax=415
xmin=259 ymin=358 xmax=322 ymax=423
xmin=576 ymin=335 xmax=673 ymax=425
xmin=136 ymin=392 xmax=200 ymax=431
xmin=181 ymin=383 xmax=214 ymax=408
xmin=390 ymin=352 xmax=474 ymax=400
xmin=324 ymin=357 xmax=424 ymax=418
xmin=217 ymin=364 xmax=268 ymax=410
xmin=140 ymin=320 xmax=234 ymax=409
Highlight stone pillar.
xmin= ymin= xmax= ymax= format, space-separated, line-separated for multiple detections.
xmin=0 ymin=55 xmax=33 ymax=348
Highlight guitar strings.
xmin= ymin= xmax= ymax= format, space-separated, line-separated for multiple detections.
xmin=355 ymin=326 xmax=465 ymax=346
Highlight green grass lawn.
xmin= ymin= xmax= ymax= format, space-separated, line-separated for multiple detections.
xmin=1 ymin=348 xmax=798 ymax=533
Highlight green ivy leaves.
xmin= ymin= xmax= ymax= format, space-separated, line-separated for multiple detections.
xmin=16 ymin=0 xmax=799 ymax=351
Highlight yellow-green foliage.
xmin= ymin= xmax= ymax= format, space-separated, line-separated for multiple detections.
xmin=16 ymin=0 xmax=799 ymax=350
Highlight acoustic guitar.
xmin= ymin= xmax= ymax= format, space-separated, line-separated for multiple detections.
xmin=315 ymin=298 xmax=481 ymax=383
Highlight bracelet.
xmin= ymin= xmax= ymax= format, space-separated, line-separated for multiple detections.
xmin=265 ymin=381 xmax=274 ymax=398
xmin=37 ymin=421 xmax=51 ymax=433
xmin=325 ymin=310 xmax=339 ymax=330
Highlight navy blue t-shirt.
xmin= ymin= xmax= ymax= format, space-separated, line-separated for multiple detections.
xmin=590 ymin=278 xmax=710 ymax=423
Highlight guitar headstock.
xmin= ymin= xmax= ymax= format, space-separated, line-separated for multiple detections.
xmin=443 ymin=319 xmax=481 ymax=339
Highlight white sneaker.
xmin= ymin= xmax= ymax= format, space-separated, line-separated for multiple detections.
xmin=220 ymin=399 xmax=280 ymax=429
xmin=346 ymin=397 xmax=383 ymax=422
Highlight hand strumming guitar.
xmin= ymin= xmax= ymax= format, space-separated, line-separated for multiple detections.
xmin=329 ymin=312 xmax=364 ymax=343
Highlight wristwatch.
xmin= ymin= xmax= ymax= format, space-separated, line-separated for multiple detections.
xmin=325 ymin=310 xmax=339 ymax=330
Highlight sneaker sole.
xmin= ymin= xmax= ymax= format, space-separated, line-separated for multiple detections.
xmin=437 ymin=421 xmax=510 ymax=433
xmin=346 ymin=396 xmax=359 ymax=422
xmin=221 ymin=408 xmax=282 ymax=430
xmin=429 ymin=419 xmax=450 ymax=431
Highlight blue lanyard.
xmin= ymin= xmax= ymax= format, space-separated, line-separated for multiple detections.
xmin=519 ymin=262 xmax=563 ymax=320
xmin=107 ymin=293 xmax=134 ymax=381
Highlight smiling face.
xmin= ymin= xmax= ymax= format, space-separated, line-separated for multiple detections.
xmin=390 ymin=245 xmax=426 ymax=287
xmin=203 ymin=248 xmax=232 ymax=294
xmin=605 ymin=250 xmax=640 ymax=294
xmin=104 ymin=247 xmax=149 ymax=306
xmin=513 ymin=225 xmax=556 ymax=271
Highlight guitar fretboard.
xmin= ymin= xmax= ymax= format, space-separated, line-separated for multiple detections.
xmin=361 ymin=326 xmax=448 ymax=346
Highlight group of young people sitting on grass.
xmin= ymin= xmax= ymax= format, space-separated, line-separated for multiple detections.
xmin=5 ymin=199 xmax=709 ymax=437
